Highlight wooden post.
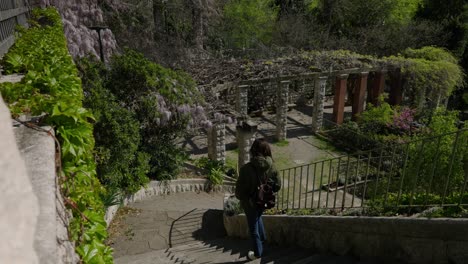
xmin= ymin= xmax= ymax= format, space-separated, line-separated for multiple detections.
xmin=352 ymin=72 xmax=369 ymax=121
xmin=370 ymin=70 xmax=386 ymax=106
xmin=333 ymin=74 xmax=349 ymax=125
xmin=389 ymin=68 xmax=403 ymax=106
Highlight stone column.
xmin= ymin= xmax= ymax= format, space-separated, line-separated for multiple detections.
xmin=207 ymin=123 xmax=226 ymax=164
xmin=370 ymin=70 xmax=387 ymax=106
xmin=276 ymin=81 xmax=290 ymax=141
xmin=236 ymin=85 xmax=249 ymax=115
xmin=312 ymin=76 xmax=327 ymax=133
xmin=333 ymin=74 xmax=349 ymax=125
xmin=352 ymin=72 xmax=369 ymax=121
xmin=236 ymin=121 xmax=258 ymax=168
xmin=389 ymin=68 xmax=403 ymax=106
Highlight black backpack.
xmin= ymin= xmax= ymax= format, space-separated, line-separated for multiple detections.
xmin=254 ymin=172 xmax=276 ymax=209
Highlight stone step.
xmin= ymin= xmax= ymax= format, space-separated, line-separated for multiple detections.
xmin=169 ymin=240 xmax=244 ymax=263
xmin=115 ymin=238 xmax=380 ymax=264
xmin=292 ymin=254 xmax=333 ymax=264
xmin=262 ymin=248 xmax=313 ymax=264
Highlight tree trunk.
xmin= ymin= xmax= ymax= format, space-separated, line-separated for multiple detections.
xmin=153 ymin=0 xmax=166 ymax=41
xmin=191 ymin=0 xmax=204 ymax=49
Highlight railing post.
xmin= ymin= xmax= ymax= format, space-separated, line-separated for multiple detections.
xmin=312 ymin=76 xmax=327 ymax=133
xmin=333 ymin=74 xmax=349 ymax=125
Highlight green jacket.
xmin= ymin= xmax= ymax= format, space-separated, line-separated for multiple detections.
xmin=235 ymin=156 xmax=281 ymax=211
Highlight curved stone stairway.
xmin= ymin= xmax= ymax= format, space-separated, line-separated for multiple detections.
xmin=110 ymin=191 xmax=398 ymax=264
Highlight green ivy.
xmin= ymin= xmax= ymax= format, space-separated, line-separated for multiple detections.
xmin=0 ymin=8 xmax=112 ymax=263
xmin=78 ymin=58 xmax=150 ymax=195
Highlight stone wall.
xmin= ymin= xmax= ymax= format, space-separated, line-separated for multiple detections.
xmin=0 ymin=96 xmax=39 ymax=263
xmin=224 ymin=214 xmax=468 ymax=264
xmin=14 ymin=125 xmax=79 ymax=263
xmin=0 ymin=94 xmax=78 ymax=263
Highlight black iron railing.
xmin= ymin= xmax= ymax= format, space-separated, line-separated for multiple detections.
xmin=0 ymin=0 xmax=29 ymax=57
xmin=277 ymin=128 xmax=468 ymax=211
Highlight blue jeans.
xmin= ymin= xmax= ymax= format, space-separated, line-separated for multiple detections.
xmin=245 ymin=207 xmax=266 ymax=257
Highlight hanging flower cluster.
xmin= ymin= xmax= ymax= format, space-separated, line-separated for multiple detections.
xmin=41 ymin=0 xmax=117 ymax=61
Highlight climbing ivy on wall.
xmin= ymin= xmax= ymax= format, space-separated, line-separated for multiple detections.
xmin=0 ymin=8 xmax=112 ymax=263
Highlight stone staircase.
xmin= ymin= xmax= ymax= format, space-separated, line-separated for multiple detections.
xmin=115 ymin=237 xmax=398 ymax=264
xmin=110 ymin=191 xmax=403 ymax=264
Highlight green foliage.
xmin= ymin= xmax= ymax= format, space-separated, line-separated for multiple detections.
xmin=359 ymin=101 xmax=394 ymax=132
xmin=387 ymin=46 xmax=464 ymax=108
xmin=417 ymin=0 xmax=468 ymax=58
xmin=194 ymin=157 xmax=227 ymax=185
xmin=402 ymin=46 xmax=459 ymax=64
xmin=106 ymin=49 xmax=203 ymax=180
xmin=390 ymin=0 xmax=423 ymax=24
xmin=404 ymin=109 xmax=468 ymax=194
xmin=79 ymin=58 xmax=150 ymax=194
xmin=223 ymin=0 xmax=279 ymax=48
xmin=274 ymin=140 xmax=289 ymax=147
xmin=0 ymin=8 xmax=112 ymax=263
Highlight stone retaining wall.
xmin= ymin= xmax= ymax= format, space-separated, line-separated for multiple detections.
xmin=105 ymin=179 xmax=235 ymax=226
xmin=224 ymin=214 xmax=468 ymax=264
xmin=1 ymin=94 xmax=79 ymax=263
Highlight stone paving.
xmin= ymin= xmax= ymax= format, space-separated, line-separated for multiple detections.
xmin=109 ymin=192 xmax=226 ymax=259
xmin=110 ymin=191 xmax=398 ymax=264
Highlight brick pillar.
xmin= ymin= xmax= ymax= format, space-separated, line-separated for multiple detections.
xmin=333 ymin=74 xmax=349 ymax=125
xmin=236 ymin=85 xmax=248 ymax=115
xmin=352 ymin=72 xmax=369 ymax=121
xmin=276 ymin=81 xmax=290 ymax=141
xmin=370 ymin=70 xmax=387 ymax=106
xmin=389 ymin=68 xmax=403 ymax=106
xmin=312 ymin=76 xmax=327 ymax=133
xmin=207 ymin=123 xmax=226 ymax=164
xmin=236 ymin=121 xmax=257 ymax=168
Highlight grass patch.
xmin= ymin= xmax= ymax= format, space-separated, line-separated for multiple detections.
xmin=274 ymin=140 xmax=290 ymax=147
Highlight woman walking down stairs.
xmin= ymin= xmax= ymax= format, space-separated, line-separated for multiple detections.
xmin=110 ymin=191 xmax=403 ymax=264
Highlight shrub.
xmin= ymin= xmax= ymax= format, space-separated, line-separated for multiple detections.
xmin=79 ymin=58 xmax=150 ymax=194
xmin=404 ymin=109 xmax=468 ymax=194
xmin=106 ymin=49 xmax=206 ymax=180
xmin=194 ymin=157 xmax=227 ymax=185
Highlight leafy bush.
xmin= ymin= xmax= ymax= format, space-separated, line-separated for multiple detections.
xmin=359 ymin=101 xmax=394 ymax=134
xmin=0 ymin=8 xmax=112 ymax=263
xmin=79 ymin=58 xmax=150 ymax=194
xmin=194 ymin=157 xmax=226 ymax=185
xmin=404 ymin=109 xmax=468 ymax=194
xmin=105 ymin=49 xmax=206 ymax=181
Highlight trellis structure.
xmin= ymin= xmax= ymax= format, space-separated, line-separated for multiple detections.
xmin=204 ymin=67 xmax=404 ymax=167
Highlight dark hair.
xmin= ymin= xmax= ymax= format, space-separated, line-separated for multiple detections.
xmin=250 ymin=138 xmax=272 ymax=158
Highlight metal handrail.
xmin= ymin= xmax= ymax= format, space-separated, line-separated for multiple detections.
xmin=277 ymin=128 xmax=468 ymax=212
xmin=0 ymin=0 xmax=29 ymax=57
